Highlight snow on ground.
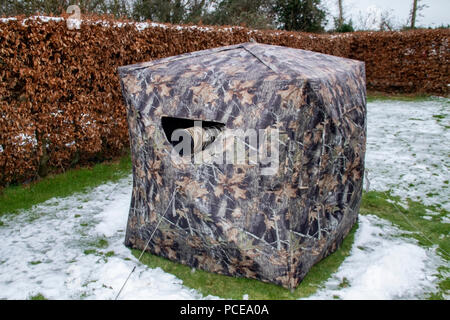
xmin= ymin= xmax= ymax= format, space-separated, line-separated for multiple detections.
xmin=365 ymin=97 xmax=449 ymax=212
xmin=0 ymin=177 xmax=216 ymax=300
xmin=0 ymin=98 xmax=448 ymax=299
xmin=306 ymin=215 xmax=443 ymax=299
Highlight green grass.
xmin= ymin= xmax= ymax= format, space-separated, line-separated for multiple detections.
xmin=83 ymin=249 xmax=98 ymax=255
xmin=338 ymin=277 xmax=350 ymax=289
xmin=83 ymin=237 xmax=110 ymax=249
xmin=359 ymin=190 xmax=449 ymax=299
xmin=105 ymin=251 xmax=115 ymax=257
xmin=0 ymin=154 xmax=132 ymax=217
xmin=96 ymin=239 xmax=109 ymax=248
xmin=360 ymin=191 xmax=449 ymax=257
xmin=29 ymin=293 xmax=47 ymax=300
xmin=366 ymin=91 xmax=435 ymax=103
xmin=133 ymin=223 xmax=357 ymax=300
xmin=83 ymin=238 xmax=111 ymax=257
xmin=433 ymin=114 xmax=446 ymax=120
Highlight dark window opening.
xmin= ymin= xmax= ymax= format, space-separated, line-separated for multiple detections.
xmin=161 ymin=116 xmax=225 ymax=157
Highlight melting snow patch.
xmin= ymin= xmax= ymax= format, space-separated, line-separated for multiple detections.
xmin=305 ymin=215 xmax=443 ymax=300
xmin=441 ymin=216 xmax=450 ymax=224
xmin=365 ymin=98 xmax=450 ymax=211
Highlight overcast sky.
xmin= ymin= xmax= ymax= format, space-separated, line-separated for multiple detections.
xmin=323 ymin=0 xmax=450 ymax=29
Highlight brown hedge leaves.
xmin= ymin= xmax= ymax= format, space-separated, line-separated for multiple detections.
xmin=0 ymin=17 xmax=449 ymax=186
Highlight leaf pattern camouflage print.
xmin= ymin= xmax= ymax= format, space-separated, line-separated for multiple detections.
xmin=118 ymin=42 xmax=367 ymax=289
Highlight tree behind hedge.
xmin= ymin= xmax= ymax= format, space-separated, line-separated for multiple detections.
xmin=203 ymin=0 xmax=275 ymax=29
xmin=0 ymin=0 xmax=129 ymax=18
xmin=274 ymin=0 xmax=326 ymax=32
xmin=2 ymin=0 xmax=327 ymax=33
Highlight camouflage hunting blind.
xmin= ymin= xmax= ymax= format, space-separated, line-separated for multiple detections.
xmin=118 ymin=43 xmax=367 ymax=289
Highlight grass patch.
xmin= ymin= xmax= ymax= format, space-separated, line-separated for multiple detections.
xmin=0 ymin=154 xmax=132 ymax=217
xmin=360 ymin=190 xmax=449 ymax=299
xmin=83 ymin=249 xmax=98 ymax=255
xmin=84 ymin=237 xmax=109 ymax=249
xmin=133 ymin=222 xmax=357 ymax=300
xmin=338 ymin=277 xmax=350 ymax=289
xmin=29 ymin=293 xmax=47 ymax=300
xmin=105 ymin=251 xmax=115 ymax=257
xmin=96 ymin=239 xmax=109 ymax=248
xmin=433 ymin=114 xmax=446 ymax=120
xmin=84 ymin=238 xmax=109 ymax=252
xmin=360 ymin=191 xmax=449 ymax=256
xmin=366 ymin=91 xmax=434 ymax=102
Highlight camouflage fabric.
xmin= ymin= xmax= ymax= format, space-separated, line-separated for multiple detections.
xmin=118 ymin=42 xmax=367 ymax=289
